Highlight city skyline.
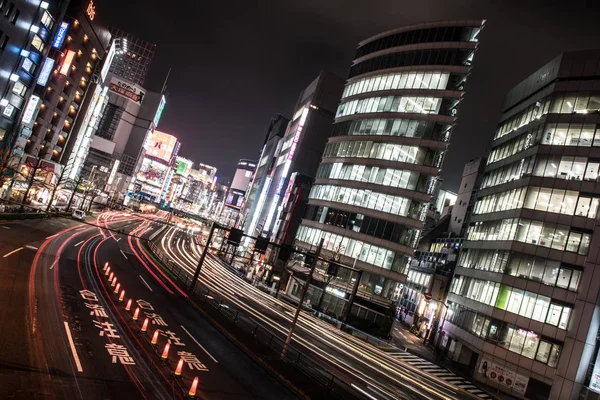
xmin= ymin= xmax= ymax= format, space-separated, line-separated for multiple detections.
xmin=101 ymin=0 xmax=600 ymax=189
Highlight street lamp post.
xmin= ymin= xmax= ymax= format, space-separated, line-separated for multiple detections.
xmin=190 ymin=221 xmax=217 ymax=292
xmin=281 ymin=237 xmax=324 ymax=360
xmin=433 ymin=301 xmax=450 ymax=349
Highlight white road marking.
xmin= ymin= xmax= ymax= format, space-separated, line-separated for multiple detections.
xmin=76 ymin=227 xmax=86 ymax=231
xmin=49 ymin=259 xmax=58 ymax=270
xmin=74 ymin=240 xmax=84 ymax=247
xmin=25 ymin=245 xmax=38 ymax=251
xmin=139 ymin=275 xmax=153 ymax=291
xmin=3 ymin=247 xmax=23 ymax=258
xmin=181 ymin=325 xmax=218 ymax=363
xmin=63 ymin=321 xmax=83 ymax=372
xmin=46 ymin=233 xmax=59 ymax=239
xmin=120 ymin=250 xmax=128 ymax=259
xmin=2 ymin=226 xmax=10 ymax=229
xmin=351 ymin=384 xmax=378 ymax=400
xmin=116 ymin=237 xmax=121 ymax=242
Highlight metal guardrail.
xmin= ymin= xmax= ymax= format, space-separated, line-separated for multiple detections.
xmin=146 ymin=241 xmax=370 ymax=400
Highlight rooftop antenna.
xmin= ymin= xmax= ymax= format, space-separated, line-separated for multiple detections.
xmin=161 ymin=68 xmax=171 ymax=95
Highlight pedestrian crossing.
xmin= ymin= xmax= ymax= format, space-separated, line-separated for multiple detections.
xmin=385 ymin=351 xmax=491 ymax=399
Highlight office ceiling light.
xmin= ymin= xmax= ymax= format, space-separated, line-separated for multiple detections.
xmin=40 ymin=1 xmax=49 ymax=9
xmin=9 ymin=74 xmax=19 ymax=81
xmin=30 ymin=25 xmax=40 ymax=33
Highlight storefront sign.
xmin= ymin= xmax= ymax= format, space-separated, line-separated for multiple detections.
xmin=21 ymin=95 xmax=40 ymax=126
xmin=479 ymin=358 xmax=528 ymax=395
xmin=52 ymin=21 xmax=69 ymax=49
xmin=37 ymin=57 xmax=55 ymax=86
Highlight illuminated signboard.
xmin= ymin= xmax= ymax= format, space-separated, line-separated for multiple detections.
xmin=21 ymin=95 xmax=40 ymax=126
xmin=175 ymin=158 xmax=192 ymax=177
xmin=52 ymin=21 xmax=69 ymax=49
xmin=86 ymin=0 xmax=96 ymax=20
xmin=37 ymin=57 xmax=55 ymax=86
xmin=145 ymin=131 xmax=178 ymax=163
xmin=137 ymin=158 xmax=167 ymax=187
xmin=59 ymin=50 xmax=75 ymax=75
xmin=153 ymin=95 xmax=166 ymax=127
xmin=100 ymin=41 xmax=116 ymax=83
xmin=107 ymin=160 xmax=120 ymax=185
xmin=108 ymin=77 xmax=145 ymax=105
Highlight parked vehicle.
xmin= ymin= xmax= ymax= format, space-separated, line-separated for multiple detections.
xmin=72 ymin=209 xmax=86 ymax=221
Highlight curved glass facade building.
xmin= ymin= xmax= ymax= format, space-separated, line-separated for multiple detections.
xmin=295 ymin=20 xmax=485 ymax=308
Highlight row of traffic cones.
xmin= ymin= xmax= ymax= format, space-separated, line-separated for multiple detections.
xmin=102 ymin=262 xmax=199 ymax=398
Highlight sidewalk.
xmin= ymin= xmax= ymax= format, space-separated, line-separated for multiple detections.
xmin=390 ymin=320 xmax=440 ymax=362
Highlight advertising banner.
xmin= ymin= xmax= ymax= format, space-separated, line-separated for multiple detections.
xmin=479 ymin=358 xmax=528 ymax=395
xmin=146 ymin=131 xmax=178 ymax=163
xmin=137 ymin=158 xmax=167 ymax=187
xmin=108 ymin=77 xmax=145 ymax=105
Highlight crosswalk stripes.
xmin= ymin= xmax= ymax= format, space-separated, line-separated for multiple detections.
xmin=384 ymin=350 xmax=491 ymax=399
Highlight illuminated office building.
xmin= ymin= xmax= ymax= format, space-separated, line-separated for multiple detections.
xmin=294 ymin=21 xmax=484 ymax=318
xmin=444 ymin=50 xmax=600 ymax=400
xmin=244 ymin=71 xmax=344 ymax=240
xmin=0 ymin=0 xmax=67 ymax=173
xmin=107 ymin=26 xmax=154 ymax=86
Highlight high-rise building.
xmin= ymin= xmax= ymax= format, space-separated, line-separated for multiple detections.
xmin=107 ymin=26 xmax=154 ymax=87
xmin=3 ymin=0 xmax=112 ymax=204
xmin=294 ymin=21 xmax=484 ymax=319
xmin=0 ymin=0 xmax=67 ymax=167
xmin=244 ymin=71 xmax=344 ymax=240
xmin=80 ymin=77 xmax=166 ymax=206
xmin=241 ymin=114 xmax=289 ymax=231
xmin=221 ymin=159 xmax=255 ymax=227
xmin=445 ymin=50 xmax=600 ymax=400
xmin=448 ymin=157 xmax=485 ymax=236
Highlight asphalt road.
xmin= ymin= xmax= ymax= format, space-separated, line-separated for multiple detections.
xmin=156 ymin=220 xmax=483 ymax=400
xmin=0 ymin=212 xmax=298 ymax=400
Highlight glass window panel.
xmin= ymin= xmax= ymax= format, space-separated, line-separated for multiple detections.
xmin=557 ymin=268 xmax=572 ymax=289
xmin=566 ymin=232 xmax=582 ymax=253
xmin=546 ymin=304 xmax=563 ymax=326
xmin=536 ymin=341 xmax=551 ymax=364
xmin=570 ymin=270 xmax=581 ymax=291
xmin=522 ymin=332 xmax=539 ymax=359
xmin=575 ymin=197 xmax=591 ymax=217
xmin=560 ymin=95 xmax=576 ymax=113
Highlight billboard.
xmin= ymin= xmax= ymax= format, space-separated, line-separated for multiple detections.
xmin=37 ymin=57 xmax=55 ymax=86
xmin=175 ymin=157 xmax=192 ymax=177
xmin=137 ymin=158 xmax=168 ymax=187
xmin=146 ymin=131 xmax=178 ymax=163
xmin=52 ymin=21 xmax=69 ymax=49
xmin=100 ymin=40 xmax=116 ymax=83
xmin=153 ymin=95 xmax=166 ymax=127
xmin=108 ymin=77 xmax=145 ymax=105
xmin=59 ymin=50 xmax=75 ymax=75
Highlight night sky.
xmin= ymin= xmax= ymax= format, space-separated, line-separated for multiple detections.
xmin=102 ymin=0 xmax=600 ymax=190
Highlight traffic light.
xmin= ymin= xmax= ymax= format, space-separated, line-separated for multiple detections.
xmin=254 ymin=237 xmax=269 ymax=253
xmin=278 ymin=246 xmax=293 ymax=262
xmin=227 ymin=228 xmax=243 ymax=244
xmin=327 ymin=262 xmax=339 ymax=276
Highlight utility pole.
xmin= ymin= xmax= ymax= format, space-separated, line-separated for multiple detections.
xmin=281 ymin=238 xmax=324 ymax=360
xmin=189 ymin=222 xmax=217 ymax=292
xmin=19 ymin=156 xmax=41 ymax=212
xmin=342 ymin=269 xmax=363 ymax=323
